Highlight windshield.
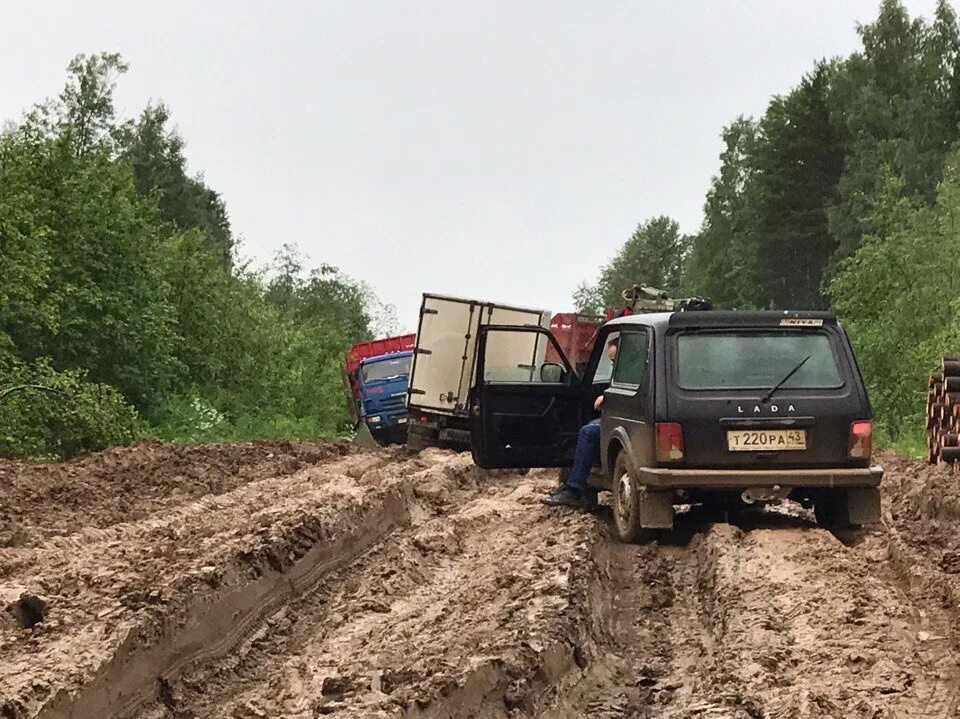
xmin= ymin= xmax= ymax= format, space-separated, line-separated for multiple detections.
xmin=362 ymin=355 xmax=412 ymax=383
xmin=677 ymin=331 xmax=843 ymax=390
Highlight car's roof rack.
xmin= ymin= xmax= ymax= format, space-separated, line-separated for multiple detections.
xmin=620 ymin=284 xmax=713 ymax=314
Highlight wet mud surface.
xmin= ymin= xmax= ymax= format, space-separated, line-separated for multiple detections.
xmin=3 ymin=444 xmax=960 ymax=717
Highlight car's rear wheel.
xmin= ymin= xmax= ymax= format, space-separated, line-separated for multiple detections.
xmin=613 ymin=453 xmax=642 ymax=542
xmin=814 ymin=489 xmax=851 ymax=529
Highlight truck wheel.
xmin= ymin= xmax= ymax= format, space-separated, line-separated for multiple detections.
xmin=406 ymin=424 xmax=437 ymax=452
xmin=613 ymin=453 xmax=642 ymax=542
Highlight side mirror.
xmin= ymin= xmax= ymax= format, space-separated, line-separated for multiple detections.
xmin=540 ymin=362 xmax=566 ymax=383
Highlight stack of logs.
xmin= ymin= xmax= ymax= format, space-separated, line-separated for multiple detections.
xmin=927 ymin=353 xmax=960 ymax=464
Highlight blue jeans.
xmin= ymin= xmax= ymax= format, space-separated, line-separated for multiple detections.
xmin=565 ymin=418 xmax=601 ymax=492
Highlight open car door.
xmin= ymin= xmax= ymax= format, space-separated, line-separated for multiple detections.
xmin=470 ymin=325 xmax=585 ymax=468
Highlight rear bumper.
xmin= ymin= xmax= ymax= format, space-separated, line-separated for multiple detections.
xmin=637 ymin=465 xmax=883 ymax=490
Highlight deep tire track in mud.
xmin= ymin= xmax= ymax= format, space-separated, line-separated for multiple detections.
xmin=1 ymin=445 xmax=409 ymax=718
xmin=1 ymin=445 xmax=602 ymax=719
xmin=136 ymin=460 xmax=601 ymax=718
xmin=6 ymin=445 xmax=960 ymax=718
xmin=542 ymin=505 xmax=960 ymax=718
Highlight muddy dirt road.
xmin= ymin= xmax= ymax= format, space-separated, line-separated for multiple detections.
xmin=3 ymin=443 xmax=960 ymax=718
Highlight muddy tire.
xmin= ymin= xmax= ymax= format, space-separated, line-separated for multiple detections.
xmin=613 ymin=453 xmax=642 ymax=542
xmin=814 ymin=490 xmax=852 ymax=529
xmin=406 ymin=425 xmax=437 ymax=452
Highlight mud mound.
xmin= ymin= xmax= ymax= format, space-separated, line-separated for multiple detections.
xmin=543 ymin=509 xmax=960 ymax=718
xmin=0 ymin=449 xmax=603 ymax=719
xmin=879 ymin=449 xmax=960 ymax=558
xmin=878 ymin=449 xmax=960 ymax=636
xmin=133 ymin=463 xmax=602 ymax=718
xmin=0 ymin=439 xmax=353 ymax=547
xmin=6 ymin=445 xmax=960 ymax=718
xmin=0 ymin=447 xmax=406 ymax=718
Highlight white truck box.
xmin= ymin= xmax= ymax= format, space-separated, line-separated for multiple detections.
xmin=407 ymin=293 xmax=550 ymax=417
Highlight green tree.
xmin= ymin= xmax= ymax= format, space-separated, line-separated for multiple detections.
xmin=684 ymin=118 xmax=759 ymax=307
xmin=123 ymin=104 xmax=234 ymax=264
xmin=0 ymin=131 xmax=180 ymax=410
xmin=0 ymin=52 xmax=396 ymax=454
xmin=750 ymin=64 xmax=846 ymax=309
xmin=265 ymin=243 xmax=377 ymax=343
xmin=574 ymin=216 xmax=691 ymax=313
xmin=829 ymin=0 xmax=960 ymax=257
xmin=57 ymin=53 xmax=129 ymax=157
xmin=828 ymin=154 xmax=960 ymax=441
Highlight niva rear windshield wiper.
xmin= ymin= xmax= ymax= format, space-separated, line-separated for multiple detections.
xmin=760 ymin=355 xmax=811 ymax=404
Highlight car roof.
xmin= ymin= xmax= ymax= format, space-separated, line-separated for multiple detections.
xmin=604 ymin=312 xmax=674 ymax=329
xmin=604 ymin=310 xmax=837 ymax=330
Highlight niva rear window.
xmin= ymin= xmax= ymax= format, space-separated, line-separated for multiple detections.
xmin=677 ymin=331 xmax=843 ymax=390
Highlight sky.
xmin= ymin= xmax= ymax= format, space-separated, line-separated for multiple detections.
xmin=1 ymin=0 xmax=939 ymax=332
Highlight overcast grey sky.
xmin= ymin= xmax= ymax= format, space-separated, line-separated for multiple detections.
xmin=2 ymin=1 xmax=938 ymax=331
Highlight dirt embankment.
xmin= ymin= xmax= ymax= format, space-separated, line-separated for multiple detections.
xmin=4 ymin=444 xmax=960 ymax=718
xmin=0 ymin=440 xmax=353 ymax=548
xmin=0 ymin=442 xmax=601 ymax=719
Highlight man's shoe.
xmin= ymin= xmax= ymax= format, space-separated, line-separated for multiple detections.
xmin=541 ymin=487 xmax=591 ymax=509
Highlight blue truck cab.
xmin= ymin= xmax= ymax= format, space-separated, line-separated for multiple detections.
xmin=357 ymin=350 xmax=413 ymax=445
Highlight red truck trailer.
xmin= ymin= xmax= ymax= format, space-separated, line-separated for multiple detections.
xmin=544 ymin=288 xmax=711 ymax=372
xmin=545 ymin=313 xmax=604 ymax=372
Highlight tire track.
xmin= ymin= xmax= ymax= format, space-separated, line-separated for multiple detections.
xmin=7 ymin=446 xmax=960 ymax=718
xmin=139 ymin=463 xmax=600 ymax=718
xmin=542 ymin=505 xmax=960 ymax=718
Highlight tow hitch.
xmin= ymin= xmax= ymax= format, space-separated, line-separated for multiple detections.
xmin=741 ymin=486 xmax=791 ymax=504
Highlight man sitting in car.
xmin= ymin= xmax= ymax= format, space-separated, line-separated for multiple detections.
xmin=541 ymin=336 xmax=618 ymax=509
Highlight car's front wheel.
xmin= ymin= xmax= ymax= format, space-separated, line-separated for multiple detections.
xmin=613 ymin=453 xmax=642 ymax=542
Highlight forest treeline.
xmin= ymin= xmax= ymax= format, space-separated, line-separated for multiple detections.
xmin=578 ymin=0 xmax=960 ymax=450
xmin=4 ymin=1 xmax=952 ymax=458
xmin=0 ymin=54 xmax=394 ymax=458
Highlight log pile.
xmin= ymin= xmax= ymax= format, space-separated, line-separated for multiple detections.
xmin=927 ymin=353 xmax=960 ymax=465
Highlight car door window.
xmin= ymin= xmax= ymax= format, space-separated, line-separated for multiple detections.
xmin=591 ymin=332 xmax=621 ymax=383
xmin=482 ymin=328 xmax=571 ymax=383
xmin=612 ymin=331 xmax=649 ymax=388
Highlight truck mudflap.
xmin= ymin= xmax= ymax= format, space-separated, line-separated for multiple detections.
xmin=636 ymin=465 xmax=883 ymax=490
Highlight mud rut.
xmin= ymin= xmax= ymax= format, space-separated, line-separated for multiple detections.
xmin=3 ymin=445 xmax=960 ymax=718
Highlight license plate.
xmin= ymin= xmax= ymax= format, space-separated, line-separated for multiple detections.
xmin=397 ymin=417 xmax=407 ymax=424
xmin=727 ymin=429 xmax=806 ymax=451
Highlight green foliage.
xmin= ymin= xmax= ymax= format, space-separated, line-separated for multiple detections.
xmin=749 ymin=65 xmax=845 ymax=309
xmin=829 ymin=148 xmax=960 ymax=443
xmin=0 ymin=359 xmax=141 ymax=459
xmin=265 ymin=243 xmax=373 ymax=343
xmin=684 ymin=65 xmax=845 ymax=310
xmin=122 ymin=104 xmax=234 ymax=264
xmin=582 ymin=1 xmax=960 ymax=446
xmin=0 ymin=52 xmax=392 ymax=457
xmin=0 ymin=135 xmax=182 ymax=410
xmin=683 ymin=118 xmax=759 ymax=308
xmin=574 ymin=216 xmax=691 ymax=313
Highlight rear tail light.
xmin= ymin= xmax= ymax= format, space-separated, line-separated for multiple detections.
xmin=656 ymin=422 xmax=684 ymax=463
xmin=849 ymin=420 xmax=873 ymax=460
